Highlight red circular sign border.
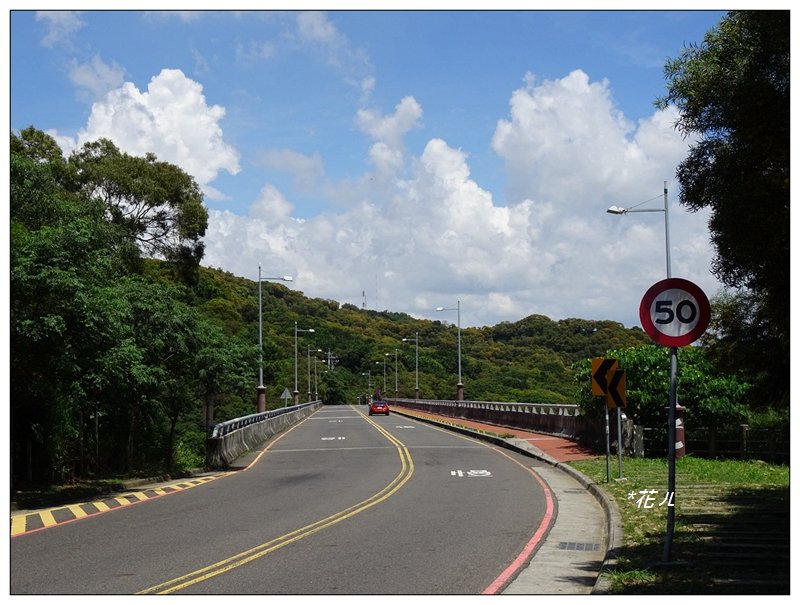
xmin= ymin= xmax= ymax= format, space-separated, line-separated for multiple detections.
xmin=639 ymin=278 xmax=710 ymax=347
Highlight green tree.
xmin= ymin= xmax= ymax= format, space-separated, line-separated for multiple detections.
xmin=701 ymin=289 xmax=787 ymax=410
xmin=67 ymin=137 xmax=209 ymax=265
xmin=657 ymin=11 xmax=789 ymax=406
xmin=10 ymin=126 xmax=69 ymax=181
xmin=194 ymin=321 xmax=256 ymax=432
xmin=319 ymin=369 xmax=349 ymax=405
xmin=11 ymin=149 xmax=135 ymax=482
xmin=574 ymin=345 xmax=749 ymax=430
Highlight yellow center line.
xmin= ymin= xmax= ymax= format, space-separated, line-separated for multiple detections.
xmin=138 ymin=407 xmax=414 ymax=595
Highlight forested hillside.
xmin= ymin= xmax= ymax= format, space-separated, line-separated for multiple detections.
xmin=180 ymin=263 xmax=653 ymax=410
xmin=10 ymin=127 xmax=650 ymax=487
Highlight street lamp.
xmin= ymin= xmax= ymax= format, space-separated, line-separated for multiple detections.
xmin=436 ymin=299 xmax=463 ymax=401
xmin=606 ymin=182 xmax=671 ymax=278
xmin=386 ymin=350 xmax=398 ymax=400
xmin=361 ymin=371 xmax=372 ymax=405
xmin=375 ymin=359 xmax=386 ymax=395
xmin=294 ymin=322 xmax=314 ymax=405
xmin=608 ymin=181 xmax=678 ymax=562
xmin=257 ymin=264 xmax=293 ymax=413
xmin=307 ymin=346 xmax=322 ymax=402
xmin=313 ymin=355 xmax=323 ymax=401
xmin=402 ymin=333 xmax=419 ymax=399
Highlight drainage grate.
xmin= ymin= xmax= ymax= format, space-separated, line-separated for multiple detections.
xmin=558 ymin=542 xmax=601 ymax=551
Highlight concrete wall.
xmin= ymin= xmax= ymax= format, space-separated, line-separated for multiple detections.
xmin=206 ymin=402 xmax=322 ymax=468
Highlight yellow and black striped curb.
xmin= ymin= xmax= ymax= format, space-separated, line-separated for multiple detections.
xmin=10 ymin=475 xmax=221 ymax=537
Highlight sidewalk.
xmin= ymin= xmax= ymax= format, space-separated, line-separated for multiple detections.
xmin=390 ymin=405 xmax=620 ymax=594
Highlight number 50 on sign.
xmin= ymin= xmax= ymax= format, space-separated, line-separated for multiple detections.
xmin=639 ymin=278 xmax=711 ymax=347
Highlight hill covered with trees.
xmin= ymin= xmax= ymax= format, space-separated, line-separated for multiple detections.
xmin=11 ymin=127 xmax=651 ymax=487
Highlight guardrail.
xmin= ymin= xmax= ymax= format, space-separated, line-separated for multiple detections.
xmin=206 ymin=401 xmax=322 ymax=468
xmin=388 ymin=398 xmax=584 ymax=440
xmin=209 ymin=404 xmax=314 ymax=438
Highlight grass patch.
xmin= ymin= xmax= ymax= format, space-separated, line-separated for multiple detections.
xmin=567 ymin=455 xmax=790 ymax=594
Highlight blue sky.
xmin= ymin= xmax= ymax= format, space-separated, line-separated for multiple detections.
xmin=8 ymin=6 xmax=743 ymax=328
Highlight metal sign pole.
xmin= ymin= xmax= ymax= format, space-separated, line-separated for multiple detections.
xmin=604 ymin=406 xmax=611 ymax=483
xmin=663 ymin=346 xmax=678 ymax=561
xmin=617 ymin=407 xmax=623 ymax=479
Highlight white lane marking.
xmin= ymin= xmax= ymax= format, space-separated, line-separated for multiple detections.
xmin=451 ymin=469 xmax=493 ymax=478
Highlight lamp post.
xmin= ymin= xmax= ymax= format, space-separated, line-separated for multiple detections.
xmin=436 ymin=299 xmax=463 ymax=400
xmin=307 ymin=346 xmax=322 ymax=402
xmin=294 ymin=322 xmax=314 ymax=405
xmin=257 ymin=264 xmax=293 ymax=413
xmin=606 ymin=182 xmax=671 ymax=279
xmin=361 ymin=371 xmax=371 ymax=405
xmin=313 ymin=355 xmax=322 ymax=401
xmin=386 ymin=350 xmax=398 ymax=400
xmin=375 ymin=359 xmax=386 ymax=395
xmin=608 ymin=181 xmax=678 ymax=562
xmin=402 ymin=333 xmax=419 ymax=399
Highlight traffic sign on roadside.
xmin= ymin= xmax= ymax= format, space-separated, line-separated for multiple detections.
xmin=592 ymin=358 xmax=618 ymax=396
xmin=607 ymin=369 xmax=627 ymax=408
xmin=639 ymin=278 xmax=711 ymax=347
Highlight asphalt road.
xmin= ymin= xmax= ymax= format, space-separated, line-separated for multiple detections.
xmin=10 ymin=405 xmax=553 ymax=595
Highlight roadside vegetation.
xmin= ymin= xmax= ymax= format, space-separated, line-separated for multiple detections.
xmin=569 ymin=456 xmax=790 ymax=593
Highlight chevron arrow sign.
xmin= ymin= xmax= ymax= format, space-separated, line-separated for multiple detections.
xmin=591 ymin=358 xmax=618 ymax=396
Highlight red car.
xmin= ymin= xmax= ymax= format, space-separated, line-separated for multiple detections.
xmin=369 ymin=401 xmax=390 ymax=416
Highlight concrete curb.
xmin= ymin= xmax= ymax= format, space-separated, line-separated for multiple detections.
xmin=390 ymin=406 xmax=622 ymax=594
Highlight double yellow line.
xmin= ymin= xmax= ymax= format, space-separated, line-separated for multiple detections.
xmin=139 ymin=410 xmax=413 ymax=594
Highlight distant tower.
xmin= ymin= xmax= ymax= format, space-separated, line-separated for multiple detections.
xmin=362 ymin=290 xmax=366 ymax=310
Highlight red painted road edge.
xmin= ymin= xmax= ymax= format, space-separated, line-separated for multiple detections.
xmin=481 ymin=461 xmax=556 ymax=594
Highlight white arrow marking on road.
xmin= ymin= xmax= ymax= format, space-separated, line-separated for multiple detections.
xmin=451 ymin=470 xmax=492 ymax=478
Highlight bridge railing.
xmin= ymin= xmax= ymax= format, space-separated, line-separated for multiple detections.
xmin=209 ymin=402 xmax=318 ymax=438
xmin=387 ymin=398 xmax=587 ymax=441
xmin=206 ymin=401 xmax=322 ymax=468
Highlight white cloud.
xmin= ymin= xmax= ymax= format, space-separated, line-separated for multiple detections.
xmin=69 ymin=55 xmax=126 ymax=101
xmin=143 ymin=11 xmax=203 ymax=24
xmin=294 ymin=11 xmax=375 ymax=102
xmin=69 ymin=69 xmax=240 ymax=199
xmin=36 ymin=11 xmax=84 ymax=48
xmin=356 ymin=96 xmax=423 ymax=149
xmin=235 ymin=40 xmax=276 ymax=64
xmin=253 ymin=149 xmax=324 ymax=192
xmin=48 ymin=58 xmax=719 ymax=328
xmin=296 ymin=11 xmax=341 ymax=47
xmin=250 ymin=184 xmax=295 ymax=223
xmin=203 ymin=69 xmax=721 ymax=328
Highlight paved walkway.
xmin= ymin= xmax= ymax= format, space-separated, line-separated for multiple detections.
xmin=390 ymin=405 xmax=619 ymax=595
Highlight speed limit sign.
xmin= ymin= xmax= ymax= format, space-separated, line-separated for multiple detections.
xmin=639 ymin=278 xmax=711 ymax=347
